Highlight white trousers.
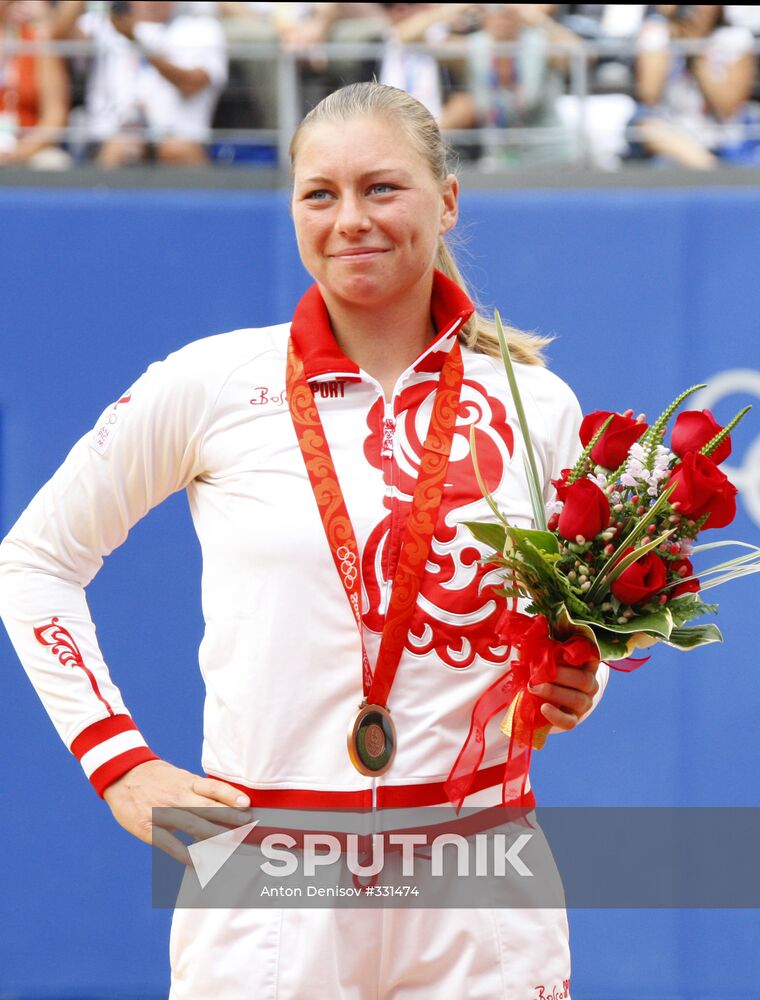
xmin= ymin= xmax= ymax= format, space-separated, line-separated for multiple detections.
xmin=169 ymin=905 xmax=571 ymax=999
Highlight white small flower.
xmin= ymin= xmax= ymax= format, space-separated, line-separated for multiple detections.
xmin=624 ymin=454 xmax=646 ymax=483
xmin=654 ymin=445 xmax=672 ymax=471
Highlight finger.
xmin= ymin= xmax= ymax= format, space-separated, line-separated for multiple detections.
xmin=539 ymin=702 xmax=579 ymax=731
xmin=154 ymin=789 xmax=253 ymax=827
xmin=154 ymin=786 xmax=250 ymax=816
xmin=543 ymin=666 xmax=600 ymax=696
xmin=163 ymin=803 xmax=254 ymax=832
xmin=191 ymin=777 xmax=251 ymax=808
xmin=156 ymin=807 xmax=236 ymax=843
xmin=529 ymin=682 xmax=591 ymax=718
xmin=151 ymin=826 xmax=192 ymax=866
xmin=581 ymin=658 xmax=601 ymax=675
xmin=183 ymin=805 xmax=255 ymax=828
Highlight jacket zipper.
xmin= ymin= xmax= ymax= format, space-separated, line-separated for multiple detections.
xmin=380 ymin=400 xmax=401 ymax=618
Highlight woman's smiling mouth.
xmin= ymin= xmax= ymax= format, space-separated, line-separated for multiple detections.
xmin=329 ymin=247 xmax=390 ymax=259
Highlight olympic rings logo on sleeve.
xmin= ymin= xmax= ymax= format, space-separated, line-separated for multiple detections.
xmin=90 ymin=391 xmax=133 ymax=455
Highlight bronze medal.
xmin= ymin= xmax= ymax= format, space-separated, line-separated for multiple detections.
xmin=348 ymin=703 xmax=397 ymax=776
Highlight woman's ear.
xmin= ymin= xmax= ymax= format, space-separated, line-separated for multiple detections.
xmin=439 ymin=174 xmax=459 ymax=235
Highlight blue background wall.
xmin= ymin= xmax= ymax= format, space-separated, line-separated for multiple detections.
xmin=1 ymin=186 xmax=758 ymax=998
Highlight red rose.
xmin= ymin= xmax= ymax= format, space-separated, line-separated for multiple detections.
xmin=667 ymin=451 xmax=737 ymax=529
xmin=671 ymin=409 xmax=731 ymax=464
xmin=580 ymin=410 xmax=648 ymax=470
xmin=557 ymin=478 xmax=610 ymax=542
xmin=670 ymin=557 xmax=700 ymax=598
xmin=611 ymin=547 xmax=668 ymax=606
xmin=551 ymin=468 xmax=572 ymax=502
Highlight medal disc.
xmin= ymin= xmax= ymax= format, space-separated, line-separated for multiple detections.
xmin=348 ymin=703 xmax=396 ymax=776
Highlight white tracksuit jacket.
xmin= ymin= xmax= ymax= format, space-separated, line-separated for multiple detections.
xmin=0 ymin=272 xmax=605 ymax=998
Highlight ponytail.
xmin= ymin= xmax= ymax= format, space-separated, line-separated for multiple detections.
xmin=435 ymin=241 xmax=551 ymax=366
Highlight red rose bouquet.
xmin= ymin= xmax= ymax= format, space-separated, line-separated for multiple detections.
xmin=445 ymin=314 xmax=760 ymax=809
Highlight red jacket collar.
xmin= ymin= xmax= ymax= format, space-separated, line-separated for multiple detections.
xmin=289 ymin=270 xmax=475 ymax=380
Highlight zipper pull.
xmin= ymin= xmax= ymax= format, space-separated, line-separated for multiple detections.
xmin=381 ymin=416 xmax=396 ymax=458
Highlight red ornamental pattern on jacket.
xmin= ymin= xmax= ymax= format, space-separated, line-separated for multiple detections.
xmin=33 ymin=616 xmax=115 ymax=715
xmin=362 ymin=376 xmax=515 ymax=669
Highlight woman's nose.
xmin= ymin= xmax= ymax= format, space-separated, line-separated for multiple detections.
xmin=335 ymin=195 xmax=371 ymax=235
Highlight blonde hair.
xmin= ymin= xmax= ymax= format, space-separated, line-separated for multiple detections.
xmin=289 ymin=82 xmax=550 ymax=366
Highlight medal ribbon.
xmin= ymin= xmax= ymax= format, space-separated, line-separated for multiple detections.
xmin=286 ymin=336 xmax=464 ymax=707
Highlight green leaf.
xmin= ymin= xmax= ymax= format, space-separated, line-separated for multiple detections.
xmin=469 ymin=425 xmax=508 ymax=526
xmin=523 ymin=452 xmax=547 ymax=531
xmin=692 ymin=539 xmax=760 ymax=556
xmin=563 ymin=590 xmax=601 ymax=620
xmin=667 ymin=595 xmax=718 ymax=628
xmin=684 ymin=542 xmax=760 ymax=590
xmin=591 ymin=630 xmax=639 ymax=661
xmin=508 ymin=539 xmax=560 ymax=582
xmin=507 ymin=526 xmax=560 ymax=555
xmin=552 ymin=610 xmax=722 ymax=657
xmin=551 ymin=605 xmax=666 ymax=661
xmin=464 ymin=520 xmax=508 ymax=554
xmin=699 ymin=565 xmax=760 ymax=591
xmin=571 ymin=608 xmax=673 ymax=639
xmin=552 ymin=605 xmax=601 ymax=647
xmin=495 ymin=310 xmax=547 ymax=531
xmin=663 ymin=624 xmax=723 ymax=650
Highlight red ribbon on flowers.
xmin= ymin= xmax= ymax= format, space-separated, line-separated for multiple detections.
xmin=444 ymin=609 xmax=599 ymax=811
xmin=609 ymin=654 xmax=650 ymax=673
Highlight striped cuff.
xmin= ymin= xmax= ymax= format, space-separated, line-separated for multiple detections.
xmin=70 ymin=714 xmax=159 ymax=798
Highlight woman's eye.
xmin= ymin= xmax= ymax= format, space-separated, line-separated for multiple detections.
xmin=369 ymin=183 xmax=396 ymax=194
xmin=306 ymin=189 xmax=333 ymax=201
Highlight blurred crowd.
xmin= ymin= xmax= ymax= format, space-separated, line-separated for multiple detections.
xmin=1 ymin=1 xmax=759 ymax=171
